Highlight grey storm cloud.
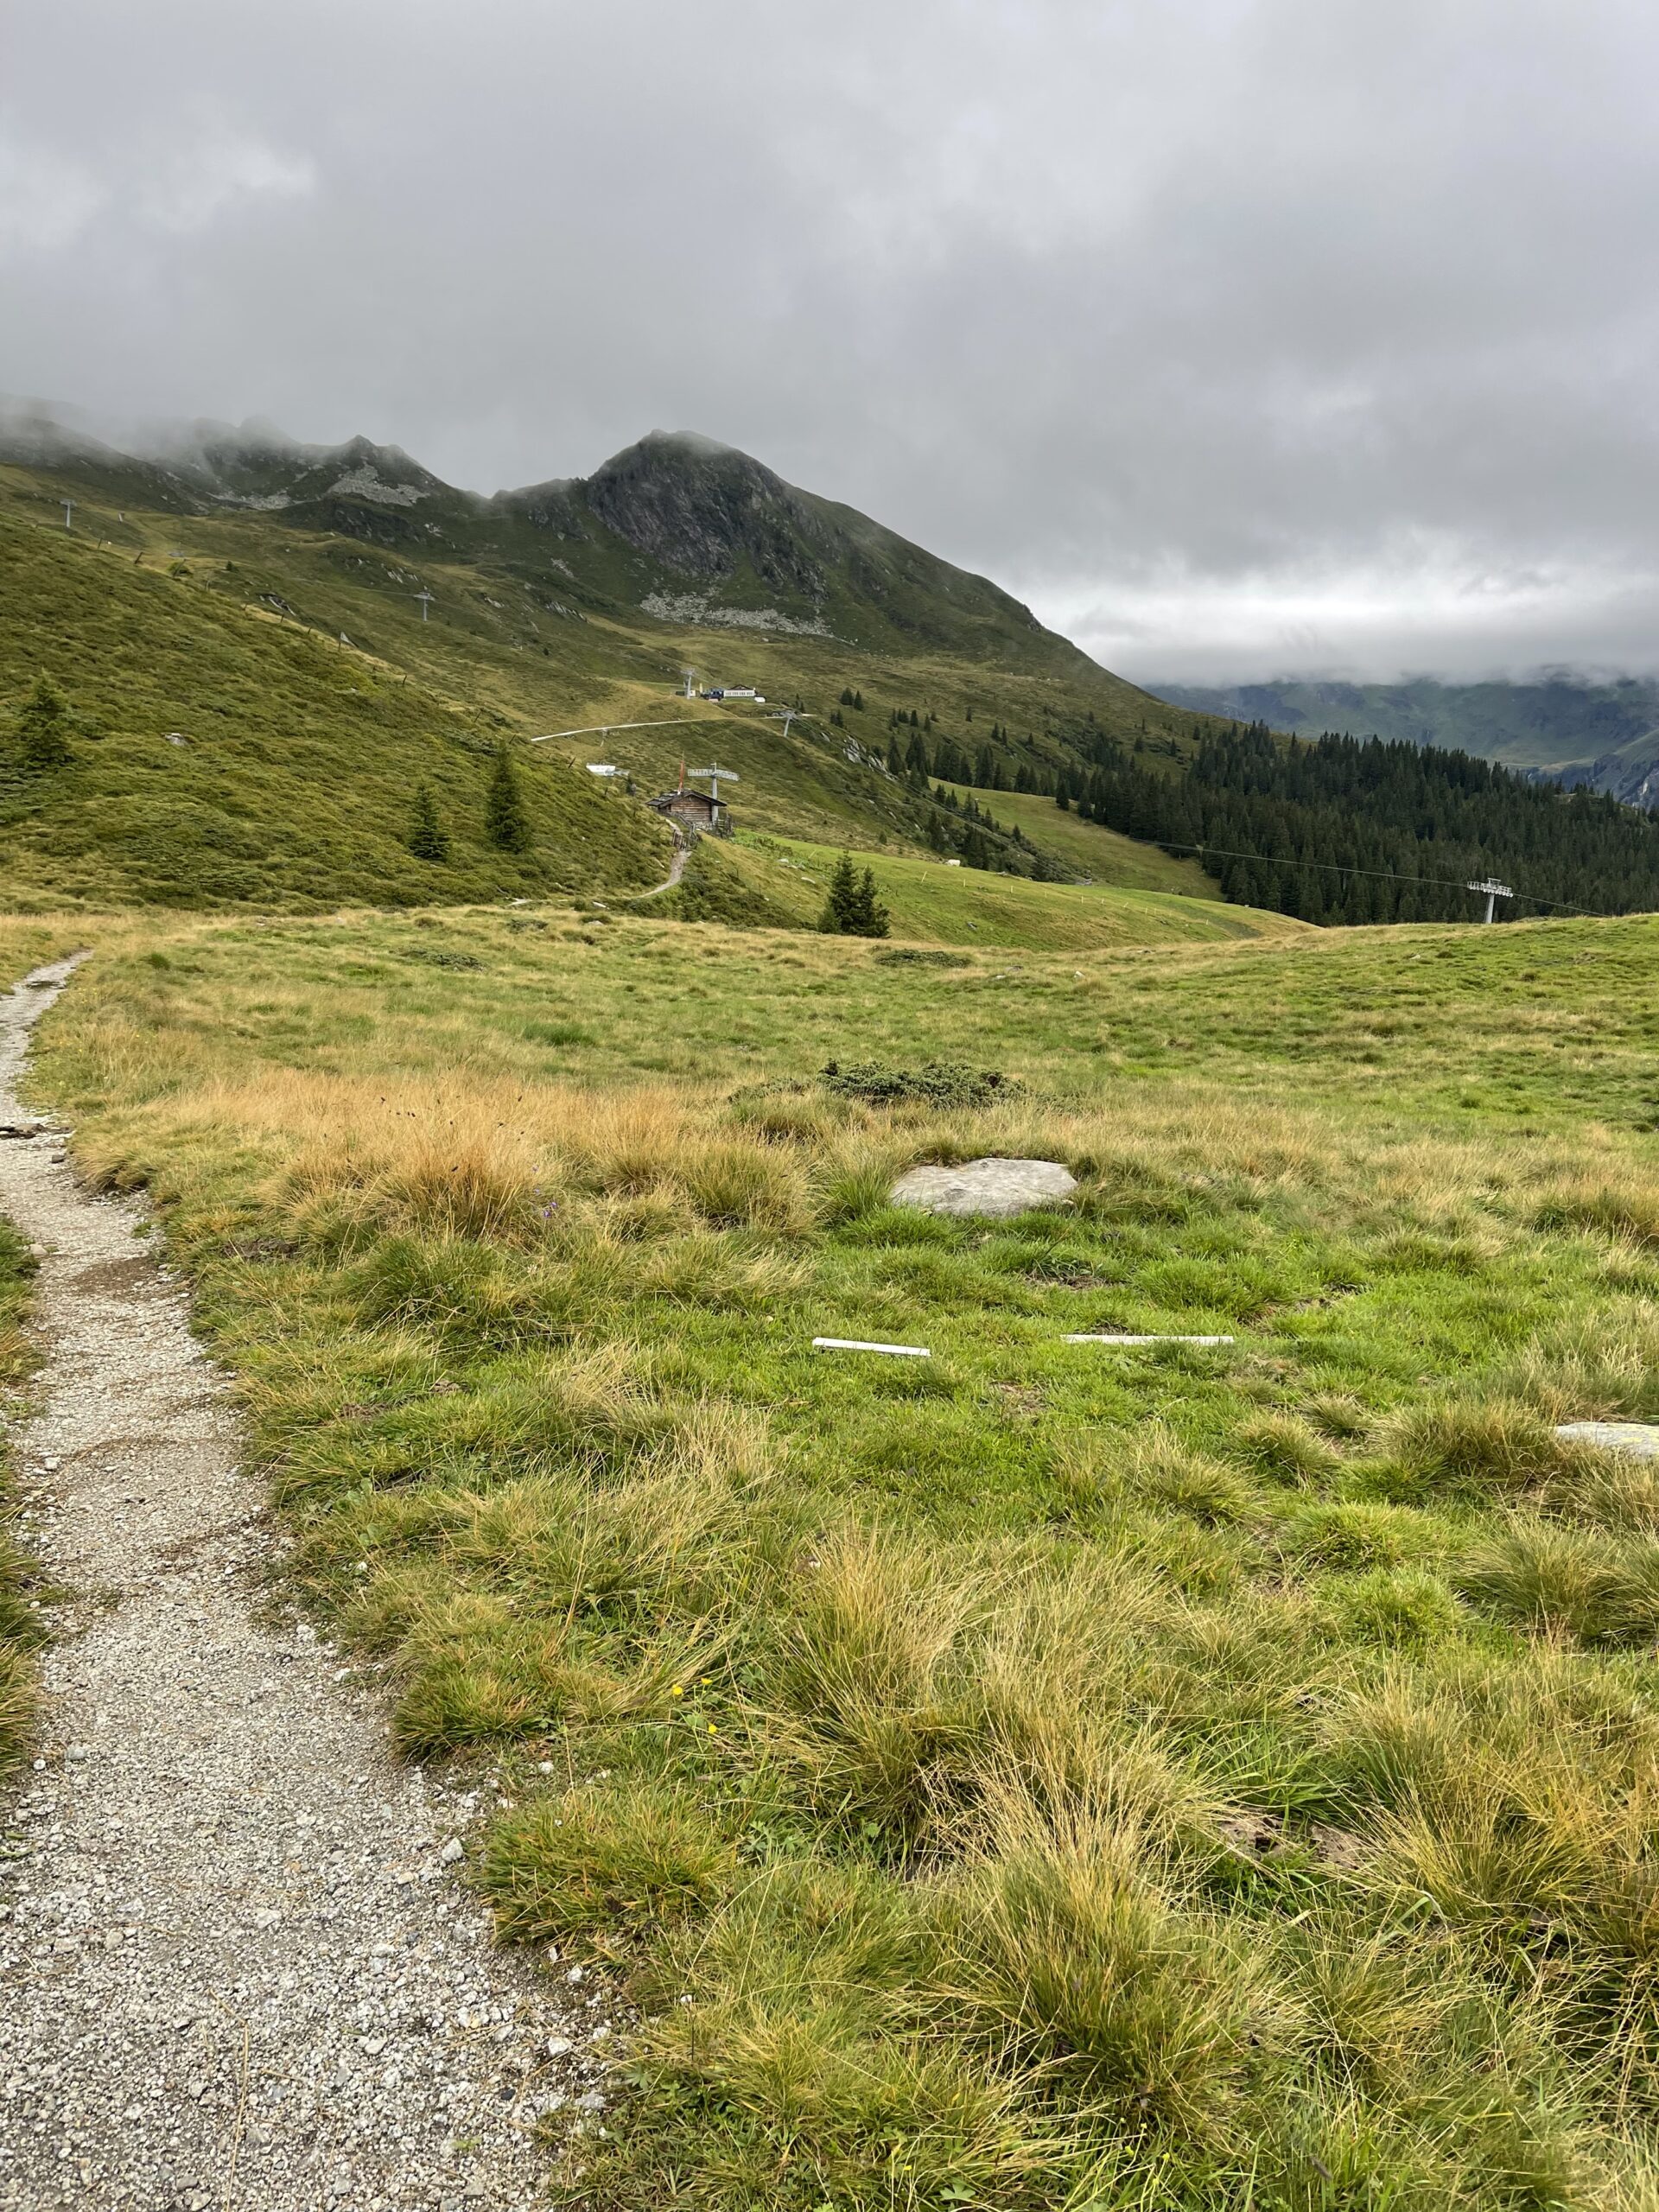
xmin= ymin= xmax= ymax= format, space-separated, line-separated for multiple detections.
xmin=4 ymin=0 xmax=1658 ymax=681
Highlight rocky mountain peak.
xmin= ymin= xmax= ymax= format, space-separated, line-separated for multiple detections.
xmin=582 ymin=430 xmax=829 ymax=595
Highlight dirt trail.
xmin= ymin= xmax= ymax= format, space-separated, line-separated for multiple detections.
xmin=0 ymin=962 xmax=598 ymax=2210
xmin=625 ymin=829 xmax=689 ymax=903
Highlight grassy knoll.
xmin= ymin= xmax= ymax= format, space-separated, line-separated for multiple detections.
xmin=20 ymin=902 xmax=1659 ymax=2208
xmin=934 ymin=783 xmax=1221 ymax=896
xmin=667 ymin=836 xmax=1301 ymax=950
xmin=0 ymin=495 xmax=1218 ymax=918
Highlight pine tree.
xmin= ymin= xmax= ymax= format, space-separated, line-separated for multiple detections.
xmin=818 ymin=852 xmax=862 ymax=933
xmin=407 ymin=783 xmax=450 ymax=862
xmin=15 ymin=674 xmax=72 ymax=772
xmin=887 ymin=734 xmax=905 ymax=776
xmin=485 ymin=746 xmax=531 ymax=852
xmin=839 ymin=686 xmax=856 ymax=706
xmin=852 ymin=690 xmax=865 ymax=711
xmin=819 ymin=854 xmax=891 ymax=937
xmin=851 ymin=867 xmax=891 ymax=938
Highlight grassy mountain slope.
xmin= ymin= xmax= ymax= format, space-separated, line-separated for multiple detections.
xmin=14 ymin=405 xmax=1651 ymax=931
xmin=0 ymin=413 xmax=1220 ymax=906
xmin=663 ymin=832 xmax=1300 ymax=949
xmin=933 ymin=781 xmax=1222 ymax=894
xmin=0 ymin=506 xmax=671 ymax=908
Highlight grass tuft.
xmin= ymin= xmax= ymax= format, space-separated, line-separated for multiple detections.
xmin=484 ymin=1780 xmax=736 ymax=1941
xmin=941 ymin=1779 xmax=1266 ymax=2135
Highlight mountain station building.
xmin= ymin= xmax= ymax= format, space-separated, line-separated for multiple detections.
xmin=648 ymin=787 xmax=728 ymax=834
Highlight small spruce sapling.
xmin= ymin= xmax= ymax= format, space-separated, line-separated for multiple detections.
xmin=15 ymin=675 xmax=73 ymax=772
xmin=819 ymin=851 xmax=861 ymax=934
xmin=486 ymin=745 xmax=531 ymax=852
xmin=407 ymin=783 xmax=451 ymax=862
xmin=853 ymin=867 xmax=891 ymax=938
xmin=819 ymin=852 xmax=890 ymax=938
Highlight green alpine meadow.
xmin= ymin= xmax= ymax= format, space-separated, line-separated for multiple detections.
xmin=0 ymin=887 xmax=1650 ymax=2209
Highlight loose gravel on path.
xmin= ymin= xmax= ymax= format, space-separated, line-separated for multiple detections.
xmin=0 ymin=961 xmax=596 ymax=2210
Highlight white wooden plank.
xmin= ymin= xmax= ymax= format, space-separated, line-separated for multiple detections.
xmin=812 ymin=1337 xmax=932 ymax=1358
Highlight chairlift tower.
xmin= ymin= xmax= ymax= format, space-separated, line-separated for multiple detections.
xmin=1466 ymin=877 xmax=1514 ymax=924
xmin=688 ymin=765 xmax=740 ymax=804
xmin=61 ymin=499 xmax=73 ymax=531
xmin=413 ymin=589 xmax=435 ymax=624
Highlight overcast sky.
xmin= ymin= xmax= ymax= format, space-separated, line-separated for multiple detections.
xmin=5 ymin=0 xmax=1657 ymax=683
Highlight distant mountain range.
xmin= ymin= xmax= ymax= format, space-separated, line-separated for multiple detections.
xmin=4 ymin=392 xmax=1657 ymax=925
xmin=1152 ymin=675 xmax=1659 ymax=809
xmin=0 ymin=397 xmax=1099 ymax=677
xmin=0 ymin=395 xmax=1191 ymax=910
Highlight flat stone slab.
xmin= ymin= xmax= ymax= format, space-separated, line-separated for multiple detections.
xmin=890 ymin=1156 xmax=1078 ymax=1220
xmin=1555 ymin=1421 xmax=1659 ymax=1461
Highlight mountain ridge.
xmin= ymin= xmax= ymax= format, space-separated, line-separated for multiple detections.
xmin=0 ymin=403 xmax=1066 ymax=667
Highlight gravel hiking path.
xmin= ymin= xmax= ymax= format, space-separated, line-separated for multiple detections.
xmin=0 ymin=962 xmax=601 ymax=2211
xmin=625 ymin=830 xmax=688 ymax=904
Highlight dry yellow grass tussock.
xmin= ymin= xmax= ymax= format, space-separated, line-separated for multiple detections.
xmin=159 ymin=1070 xmax=715 ymax=1234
